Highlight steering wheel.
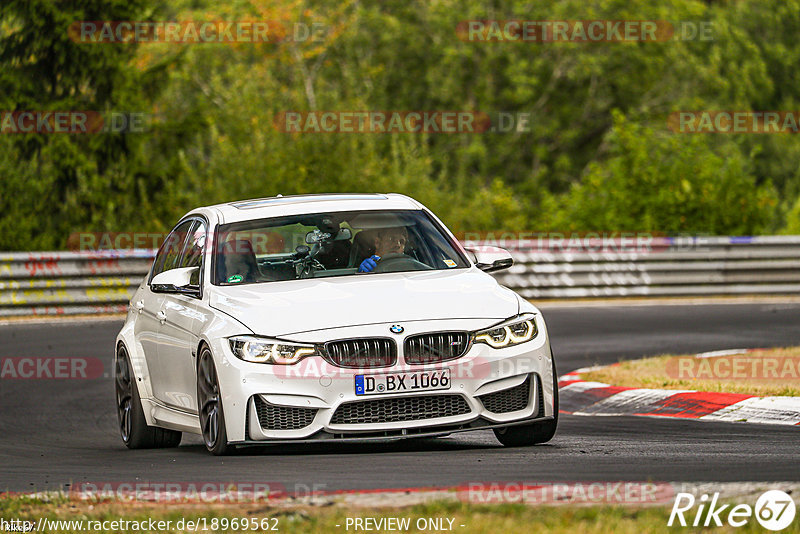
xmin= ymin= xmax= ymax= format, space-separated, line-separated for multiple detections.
xmin=372 ymin=253 xmax=432 ymax=273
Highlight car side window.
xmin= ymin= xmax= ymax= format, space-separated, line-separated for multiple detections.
xmin=151 ymin=220 xmax=194 ymax=280
xmin=180 ymin=220 xmax=207 ymax=286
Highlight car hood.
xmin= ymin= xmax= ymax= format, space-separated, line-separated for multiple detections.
xmin=208 ymin=268 xmax=519 ymax=337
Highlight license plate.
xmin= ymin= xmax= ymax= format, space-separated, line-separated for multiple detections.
xmin=355 ymin=369 xmax=451 ymax=396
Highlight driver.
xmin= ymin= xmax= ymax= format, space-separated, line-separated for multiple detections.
xmin=358 ymin=227 xmax=408 ymax=273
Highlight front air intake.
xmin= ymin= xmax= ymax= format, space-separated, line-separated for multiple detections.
xmin=404 ymin=332 xmax=470 ymax=364
xmin=323 ymin=338 xmax=397 ymax=368
xmin=330 ymin=394 xmax=471 ymax=425
xmin=478 ymin=377 xmax=531 ymax=414
xmin=253 ymin=396 xmax=317 ymax=430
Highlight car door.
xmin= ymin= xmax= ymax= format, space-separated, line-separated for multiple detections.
xmin=154 ymin=219 xmax=208 ymax=412
xmin=139 ymin=219 xmax=194 ymax=408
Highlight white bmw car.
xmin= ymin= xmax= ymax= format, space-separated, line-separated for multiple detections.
xmin=115 ymin=194 xmax=558 ymax=455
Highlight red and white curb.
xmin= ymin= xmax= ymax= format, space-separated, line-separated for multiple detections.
xmin=558 ymin=351 xmax=800 ymax=426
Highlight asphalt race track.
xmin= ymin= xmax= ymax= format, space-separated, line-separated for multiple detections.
xmin=1 ymin=302 xmax=799 ymax=492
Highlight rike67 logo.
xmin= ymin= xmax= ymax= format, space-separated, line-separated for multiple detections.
xmin=669 ymin=490 xmax=796 ymax=531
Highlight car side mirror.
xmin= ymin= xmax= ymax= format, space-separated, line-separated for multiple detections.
xmin=151 ymin=267 xmax=200 ymax=294
xmin=465 ymin=246 xmax=514 ymax=273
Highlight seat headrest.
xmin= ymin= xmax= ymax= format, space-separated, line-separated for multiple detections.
xmin=220 ymin=240 xmax=258 ymax=282
xmin=222 ymin=239 xmax=255 ymax=255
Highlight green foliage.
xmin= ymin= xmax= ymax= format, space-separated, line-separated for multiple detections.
xmin=550 ymin=111 xmax=777 ymax=234
xmin=0 ymin=0 xmax=798 ymax=250
xmin=0 ymin=0 xmax=203 ymax=248
xmin=784 ymin=195 xmax=800 ymax=234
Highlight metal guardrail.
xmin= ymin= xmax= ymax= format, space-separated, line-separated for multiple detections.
xmin=1 ymin=236 xmax=799 ymax=317
xmin=491 ymin=235 xmax=800 ymax=299
xmin=0 ymin=250 xmax=153 ymax=317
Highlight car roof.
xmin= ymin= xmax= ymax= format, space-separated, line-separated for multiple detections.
xmin=187 ymin=193 xmax=425 ymax=225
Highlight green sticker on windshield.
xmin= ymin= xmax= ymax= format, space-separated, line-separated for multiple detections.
xmin=227 ymin=274 xmax=243 ymax=283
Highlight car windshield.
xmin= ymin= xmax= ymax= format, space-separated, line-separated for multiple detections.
xmin=213 ymin=209 xmax=469 ymax=285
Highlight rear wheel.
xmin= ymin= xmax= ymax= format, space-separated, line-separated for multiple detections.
xmin=115 ymin=345 xmax=182 ymax=449
xmin=494 ymin=354 xmax=559 ymax=447
xmin=197 ymin=347 xmax=232 ymax=455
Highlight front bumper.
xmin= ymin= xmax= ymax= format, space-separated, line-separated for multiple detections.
xmin=211 ymin=316 xmax=555 ymax=443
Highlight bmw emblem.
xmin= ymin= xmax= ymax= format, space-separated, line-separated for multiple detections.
xmin=390 ymin=324 xmax=404 ymax=334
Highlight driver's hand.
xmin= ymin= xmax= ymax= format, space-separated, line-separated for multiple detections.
xmin=358 ymin=255 xmax=380 ymax=273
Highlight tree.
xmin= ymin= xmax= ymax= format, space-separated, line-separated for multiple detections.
xmin=0 ymin=0 xmax=199 ymax=248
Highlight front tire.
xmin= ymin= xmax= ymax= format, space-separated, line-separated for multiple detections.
xmin=115 ymin=345 xmax=182 ymax=449
xmin=197 ymin=347 xmax=232 ymax=455
xmin=494 ymin=353 xmax=559 ymax=447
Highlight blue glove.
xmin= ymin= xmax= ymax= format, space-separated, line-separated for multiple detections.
xmin=358 ymin=255 xmax=380 ymax=273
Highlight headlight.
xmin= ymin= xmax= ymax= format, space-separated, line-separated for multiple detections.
xmin=228 ymin=335 xmax=317 ymax=364
xmin=473 ymin=314 xmax=538 ymax=348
